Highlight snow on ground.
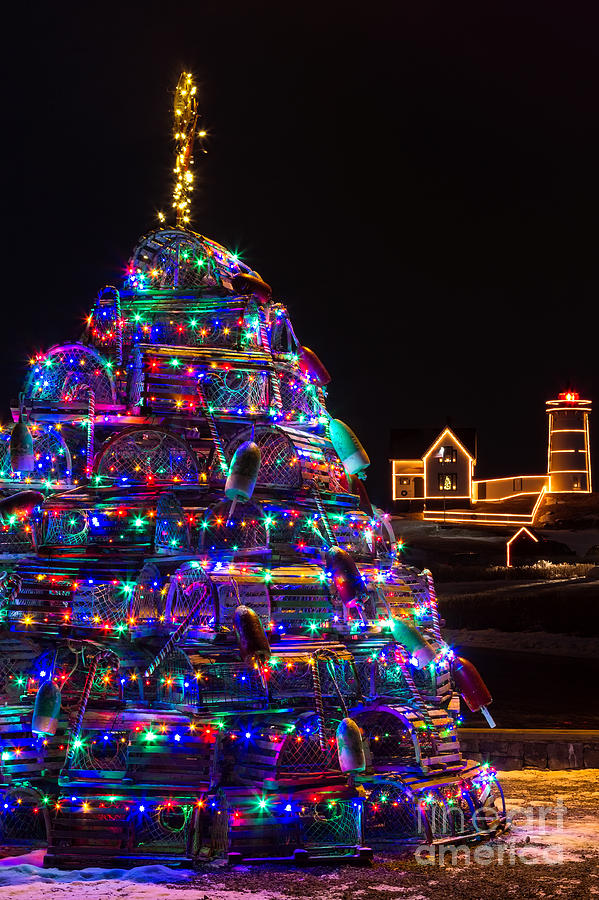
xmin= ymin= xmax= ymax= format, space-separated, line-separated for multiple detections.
xmin=0 ymin=772 xmax=596 ymax=900
xmin=443 ymin=627 xmax=599 ymax=658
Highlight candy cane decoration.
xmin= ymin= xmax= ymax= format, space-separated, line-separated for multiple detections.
xmin=82 ymin=387 xmax=95 ymax=477
xmin=197 ymin=379 xmax=227 ymax=472
xmin=312 ymin=487 xmax=335 ymax=546
xmin=423 ymin=568 xmax=443 ymax=644
xmin=310 ymin=655 xmax=327 ymax=752
xmin=67 ymin=649 xmax=117 ymax=761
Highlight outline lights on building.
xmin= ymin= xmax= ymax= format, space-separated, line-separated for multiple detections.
xmin=506 ymin=527 xmax=538 ymax=567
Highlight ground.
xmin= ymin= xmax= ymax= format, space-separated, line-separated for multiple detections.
xmin=0 ymin=770 xmax=597 ymax=899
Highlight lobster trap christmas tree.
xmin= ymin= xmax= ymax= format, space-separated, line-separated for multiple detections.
xmin=0 ymin=73 xmax=505 ymax=867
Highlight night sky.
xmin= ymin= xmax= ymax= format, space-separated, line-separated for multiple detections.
xmin=3 ymin=2 xmax=598 ymax=504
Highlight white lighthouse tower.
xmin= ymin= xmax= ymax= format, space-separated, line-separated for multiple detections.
xmin=546 ymin=391 xmax=592 ymax=493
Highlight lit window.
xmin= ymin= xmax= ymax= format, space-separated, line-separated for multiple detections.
xmin=513 ymin=478 xmax=522 ymax=491
xmin=439 ymin=446 xmax=457 ymax=464
xmin=438 ymin=473 xmax=457 ymax=491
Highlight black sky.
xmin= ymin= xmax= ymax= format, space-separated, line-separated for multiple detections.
xmin=3 ymin=1 xmax=598 ymax=504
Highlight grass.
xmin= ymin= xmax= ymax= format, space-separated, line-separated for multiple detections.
xmin=433 ymin=561 xmax=596 ymax=582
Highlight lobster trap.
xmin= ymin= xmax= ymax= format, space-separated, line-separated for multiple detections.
xmin=187 ymin=656 xmax=265 ymax=709
xmin=276 ymin=370 xmax=322 ymax=423
xmin=164 ymin=561 xmax=216 ymax=627
xmin=0 ymin=635 xmax=43 ymax=700
xmin=155 ymin=492 xmax=192 ymax=552
xmin=352 ymin=703 xmax=461 ymax=774
xmin=200 ymin=369 xmax=269 ymax=415
xmin=405 ymin=763 xmax=507 ymax=843
xmin=211 ymin=425 xmax=303 ymax=491
xmin=201 ymin=784 xmax=367 ymax=864
xmin=0 ymin=423 xmax=72 ymax=485
xmin=0 ymin=787 xmax=51 ymax=846
xmin=47 ymin=792 xmax=200 ymax=869
xmin=0 ymin=703 xmax=68 ymax=788
xmin=216 ymin=711 xmax=340 ymax=786
xmin=23 ymin=344 xmax=116 ymax=406
xmin=126 ymin=228 xmax=250 ymax=292
xmin=200 ymin=501 xmax=268 ymax=554
xmin=0 ymin=517 xmax=34 ymax=555
xmin=60 ymin=709 xmax=217 ymax=791
xmin=363 ymin=778 xmax=427 ymax=844
xmin=95 ymin=427 xmax=199 ymax=486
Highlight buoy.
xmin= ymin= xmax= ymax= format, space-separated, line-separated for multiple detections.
xmin=326 ymin=546 xmax=365 ymax=606
xmin=349 ymin=474 xmax=374 ymax=518
xmin=32 ymin=680 xmax=61 ymax=736
xmin=451 ymin=656 xmax=495 ymax=728
xmin=232 ymin=273 xmax=272 ymax=301
xmin=390 ymin=617 xmax=436 ymax=668
xmin=329 ymin=418 xmax=370 ymax=476
xmin=298 ymin=346 xmax=331 ymax=386
xmin=10 ymin=412 xmax=34 ymax=473
xmin=225 ymin=440 xmax=261 ymax=523
xmin=336 ymin=717 xmax=366 ymax=773
xmin=233 ymin=604 xmax=271 ymax=665
xmin=0 ymin=490 xmax=44 ymax=523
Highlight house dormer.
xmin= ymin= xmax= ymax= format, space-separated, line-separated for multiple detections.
xmin=422 ymin=428 xmax=475 ymax=500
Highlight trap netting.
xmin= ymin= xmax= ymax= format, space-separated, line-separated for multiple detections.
xmin=164 ymin=562 xmax=215 ymax=626
xmin=43 ymin=509 xmax=89 ymax=547
xmin=200 ymin=369 xmax=269 ymax=415
xmin=194 ymin=661 xmax=264 ymax=707
xmin=353 ymin=708 xmax=421 ymax=769
xmin=23 ymin=343 xmax=116 ymax=404
xmin=71 ymin=582 xmax=131 ymax=626
xmin=67 ymin=730 xmax=129 ymax=774
xmin=363 ymin=780 xmax=425 ymax=843
xmin=127 ymin=230 xmax=221 ymax=291
xmin=0 ymin=423 xmax=72 ymax=483
xmin=0 ymin=636 xmax=39 ymax=699
xmin=277 ymin=372 xmax=321 ymax=421
xmin=419 ymin=773 xmax=506 ymax=841
xmin=327 ymin=513 xmax=375 ymax=558
xmin=323 ymin=449 xmax=350 ymax=494
xmin=365 ymin=645 xmax=437 ymax=701
xmin=0 ymin=788 xmax=49 ymax=844
xmin=268 ymin=656 xmax=359 ymax=706
xmin=155 ymin=493 xmax=191 ymax=553
xmin=130 ymin=563 xmax=168 ymax=621
xmin=95 ymin=428 xmax=199 ymax=486
xmin=213 ymin=426 xmax=302 ymax=490
xmin=0 ymin=520 xmax=33 ymax=554
xmin=201 ymin=501 xmax=268 ymax=553
xmin=133 ymin=802 xmax=193 ymax=851
xmin=276 ymin=718 xmax=339 ymax=775
xmin=156 ymin=647 xmax=199 ymax=705
xmin=299 ymin=798 xmax=362 ymax=851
